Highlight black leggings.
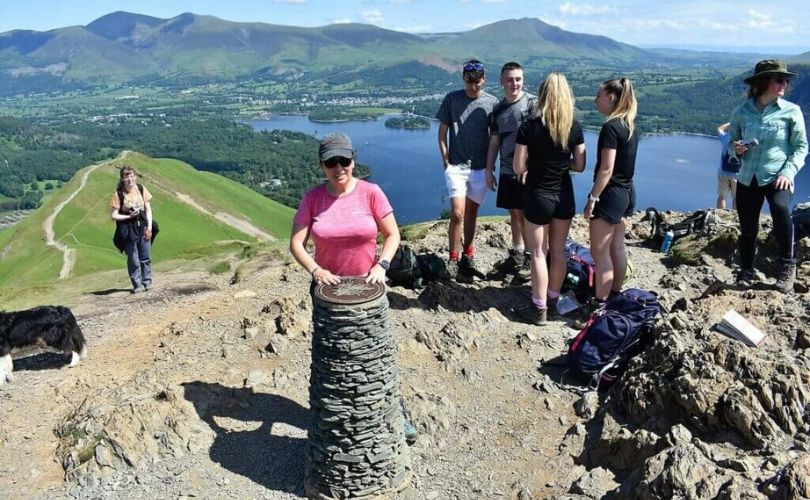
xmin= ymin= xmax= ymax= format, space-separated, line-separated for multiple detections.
xmin=736 ymin=178 xmax=794 ymax=269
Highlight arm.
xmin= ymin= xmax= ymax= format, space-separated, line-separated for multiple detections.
xmin=485 ymin=133 xmax=500 ymax=191
xmin=290 ymin=222 xmax=340 ymax=285
xmin=143 ymin=201 xmax=153 ymax=241
xmin=513 ymin=143 xmax=528 ymax=184
xmin=775 ymin=109 xmax=808 ymax=189
xmin=366 ymin=212 xmax=400 ymax=284
xmin=438 ymin=122 xmax=450 ymax=170
xmin=584 ymin=148 xmax=616 ymax=219
xmin=109 ymin=206 xmax=140 ymax=222
xmin=569 ymin=143 xmax=586 ymax=173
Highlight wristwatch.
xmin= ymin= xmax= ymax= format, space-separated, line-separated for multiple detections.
xmin=588 ymin=193 xmax=600 ymax=202
xmin=378 ymin=259 xmax=390 ymax=270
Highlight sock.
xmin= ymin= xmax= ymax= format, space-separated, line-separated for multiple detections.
xmin=532 ymin=296 xmax=547 ymax=309
xmin=463 ymin=244 xmax=474 ymax=257
xmin=513 ymin=244 xmax=525 ymax=253
xmin=449 ymin=251 xmax=459 ymax=261
xmin=547 ymin=290 xmax=560 ymax=301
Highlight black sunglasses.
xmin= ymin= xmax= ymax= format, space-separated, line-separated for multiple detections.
xmin=463 ymin=62 xmax=484 ymax=72
xmin=324 ymin=156 xmax=353 ymax=168
xmin=772 ymin=76 xmax=791 ymax=84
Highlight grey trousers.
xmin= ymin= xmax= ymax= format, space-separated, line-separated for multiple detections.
xmin=124 ymin=236 xmax=152 ymax=289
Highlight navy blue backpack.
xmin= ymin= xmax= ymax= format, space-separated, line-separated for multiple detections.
xmin=567 ymin=288 xmax=662 ymax=389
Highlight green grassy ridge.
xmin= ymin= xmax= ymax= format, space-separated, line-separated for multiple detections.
xmin=0 ymin=152 xmax=295 ymax=289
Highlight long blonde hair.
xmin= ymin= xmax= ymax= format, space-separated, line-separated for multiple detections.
xmin=601 ymin=77 xmax=637 ymax=138
xmin=536 ymin=73 xmax=575 ymax=149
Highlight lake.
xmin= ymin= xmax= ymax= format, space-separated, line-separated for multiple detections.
xmin=250 ymin=115 xmax=810 ymax=225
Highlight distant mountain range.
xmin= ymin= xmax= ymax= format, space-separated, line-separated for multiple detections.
xmin=0 ymin=11 xmax=784 ymax=94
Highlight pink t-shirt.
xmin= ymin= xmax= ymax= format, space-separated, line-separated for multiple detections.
xmin=294 ymin=180 xmax=393 ymax=277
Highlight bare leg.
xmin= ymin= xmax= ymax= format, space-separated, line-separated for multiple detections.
xmin=589 ymin=217 xmax=615 ymax=301
xmin=548 ymin=218 xmax=573 ymax=294
xmin=463 ymin=197 xmax=480 ymax=250
xmin=509 ymin=208 xmax=526 ymax=249
xmin=716 ymin=195 xmax=726 ymax=210
xmin=609 ymin=218 xmax=628 ymax=292
xmin=448 ymin=196 xmax=466 ymax=256
xmin=525 ymin=220 xmax=549 ymax=302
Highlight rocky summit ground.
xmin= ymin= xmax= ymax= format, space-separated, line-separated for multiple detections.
xmin=1 ymin=209 xmax=809 ymax=500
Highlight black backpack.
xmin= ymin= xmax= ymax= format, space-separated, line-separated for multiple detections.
xmin=646 ymin=207 xmax=708 ymax=245
xmin=720 ymin=151 xmax=741 ymax=174
xmin=387 ymin=246 xmax=421 ymax=288
xmin=386 ymin=246 xmax=446 ymax=289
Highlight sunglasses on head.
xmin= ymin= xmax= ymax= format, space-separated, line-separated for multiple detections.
xmin=463 ymin=62 xmax=484 ymax=72
xmin=324 ymin=156 xmax=353 ymax=168
xmin=772 ymin=76 xmax=791 ymax=84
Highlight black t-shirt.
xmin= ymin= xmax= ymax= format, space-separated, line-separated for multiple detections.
xmin=515 ymin=117 xmax=584 ymax=193
xmin=594 ymin=118 xmax=638 ymax=188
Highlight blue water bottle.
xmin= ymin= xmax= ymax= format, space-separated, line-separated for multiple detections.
xmin=660 ymin=230 xmax=674 ymax=254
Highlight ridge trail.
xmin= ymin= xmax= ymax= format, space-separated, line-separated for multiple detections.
xmin=43 ymin=151 xmax=131 ymax=279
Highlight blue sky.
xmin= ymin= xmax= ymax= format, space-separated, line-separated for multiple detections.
xmin=1 ymin=0 xmax=808 ymax=53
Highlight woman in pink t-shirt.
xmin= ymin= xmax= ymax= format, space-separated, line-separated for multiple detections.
xmin=290 ymin=132 xmax=400 ymax=286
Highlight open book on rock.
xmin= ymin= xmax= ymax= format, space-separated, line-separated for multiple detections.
xmin=715 ymin=309 xmax=767 ymax=347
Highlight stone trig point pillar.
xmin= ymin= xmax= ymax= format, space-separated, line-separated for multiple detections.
xmin=306 ymin=276 xmax=411 ymax=499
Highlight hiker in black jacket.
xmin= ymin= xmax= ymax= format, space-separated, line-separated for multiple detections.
xmin=110 ymin=165 xmax=154 ymax=293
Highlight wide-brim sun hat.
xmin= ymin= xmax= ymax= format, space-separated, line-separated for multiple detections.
xmin=744 ymin=59 xmax=797 ymax=84
xmin=318 ymin=132 xmax=355 ymax=161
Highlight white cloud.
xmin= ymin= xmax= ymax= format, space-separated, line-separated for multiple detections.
xmin=748 ymin=9 xmax=770 ymax=21
xmin=559 ymin=2 xmax=613 ymax=16
xmin=361 ymin=9 xmax=384 ymax=24
xmin=331 ymin=18 xmax=353 ymax=24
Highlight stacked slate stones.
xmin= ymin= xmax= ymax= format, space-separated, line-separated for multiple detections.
xmin=306 ymin=281 xmax=411 ymax=499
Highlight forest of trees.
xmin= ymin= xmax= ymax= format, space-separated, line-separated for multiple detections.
xmin=0 ymin=116 xmax=369 ymax=210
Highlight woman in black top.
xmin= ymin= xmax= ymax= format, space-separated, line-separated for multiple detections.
xmin=513 ymin=73 xmax=586 ymax=325
xmin=585 ymin=78 xmax=638 ymax=303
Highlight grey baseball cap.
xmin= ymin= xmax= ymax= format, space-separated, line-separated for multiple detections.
xmin=318 ymin=132 xmax=355 ymax=161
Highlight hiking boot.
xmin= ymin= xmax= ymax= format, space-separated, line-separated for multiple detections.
xmin=444 ymin=260 xmax=459 ymax=280
xmin=492 ymin=249 xmax=520 ymax=273
xmin=131 ymin=286 xmax=145 ymax=294
xmin=519 ymin=305 xmax=547 ymax=326
xmin=774 ymin=258 xmax=797 ymax=293
xmin=736 ymin=268 xmax=756 ymax=286
xmin=569 ymin=298 xmax=604 ymax=330
xmin=459 ymin=254 xmax=483 ymax=282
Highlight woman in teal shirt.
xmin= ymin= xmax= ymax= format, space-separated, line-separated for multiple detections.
xmin=729 ymin=60 xmax=807 ymax=292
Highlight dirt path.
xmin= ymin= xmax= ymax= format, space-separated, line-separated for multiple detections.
xmin=175 ymin=192 xmax=275 ymax=241
xmin=42 ymin=152 xmax=130 ymax=279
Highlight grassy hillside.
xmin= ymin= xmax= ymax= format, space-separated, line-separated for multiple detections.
xmin=0 ymin=152 xmax=294 ymax=289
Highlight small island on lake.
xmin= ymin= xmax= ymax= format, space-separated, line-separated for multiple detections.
xmin=384 ymin=116 xmax=430 ymax=130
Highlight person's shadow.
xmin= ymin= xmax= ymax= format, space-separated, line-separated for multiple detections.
xmin=182 ymin=381 xmax=310 ymax=495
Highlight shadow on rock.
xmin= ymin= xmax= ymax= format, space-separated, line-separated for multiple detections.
xmin=182 ymin=381 xmax=310 ymax=495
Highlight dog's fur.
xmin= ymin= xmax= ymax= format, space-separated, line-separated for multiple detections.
xmin=0 ymin=305 xmax=86 ymax=384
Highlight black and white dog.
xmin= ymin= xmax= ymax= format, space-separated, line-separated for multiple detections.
xmin=0 ymin=305 xmax=86 ymax=384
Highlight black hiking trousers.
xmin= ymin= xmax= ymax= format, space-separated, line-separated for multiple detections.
xmin=736 ymin=177 xmax=794 ymax=270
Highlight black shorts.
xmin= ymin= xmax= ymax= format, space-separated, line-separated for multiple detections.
xmin=496 ymin=174 xmax=525 ymax=210
xmin=523 ymin=186 xmax=575 ymax=225
xmin=592 ymin=183 xmax=635 ymax=224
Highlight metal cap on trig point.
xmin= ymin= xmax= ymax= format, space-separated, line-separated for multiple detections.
xmin=314 ymin=276 xmax=385 ymax=305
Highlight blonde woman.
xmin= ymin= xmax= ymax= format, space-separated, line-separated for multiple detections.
xmin=584 ymin=78 xmax=638 ymax=305
xmin=513 ymin=73 xmax=586 ymax=324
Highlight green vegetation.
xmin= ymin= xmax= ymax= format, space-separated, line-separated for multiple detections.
xmin=0 ymin=116 xmax=370 ymax=211
xmin=385 ymin=116 xmax=430 ymax=129
xmin=308 ymin=107 xmax=398 ymax=122
xmin=0 ymin=153 xmax=295 ymax=290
